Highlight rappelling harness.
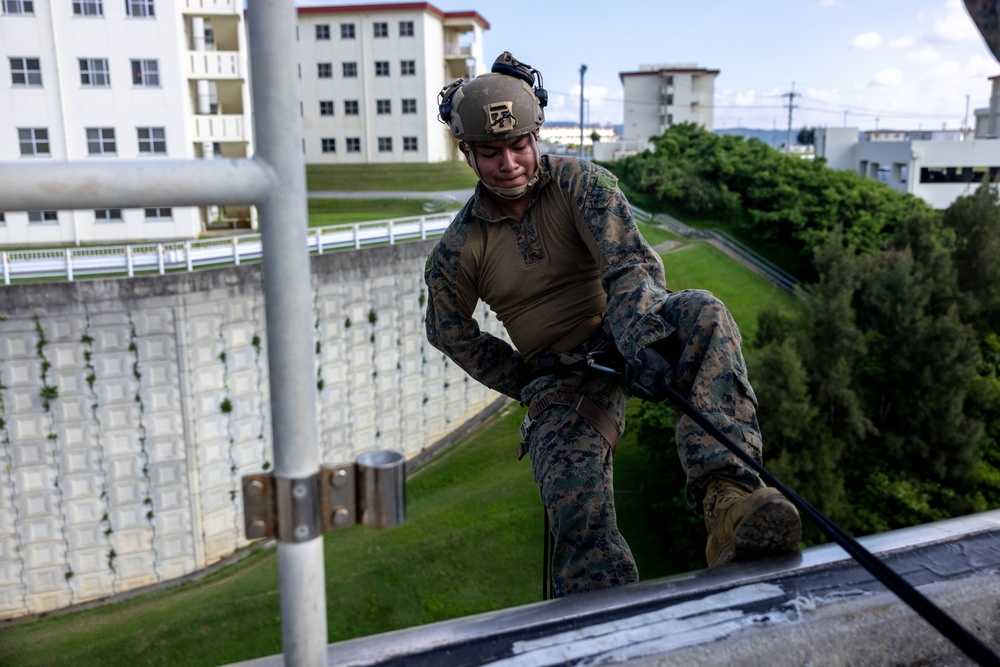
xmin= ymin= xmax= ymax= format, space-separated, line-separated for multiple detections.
xmin=516 ymin=316 xmax=626 ymax=461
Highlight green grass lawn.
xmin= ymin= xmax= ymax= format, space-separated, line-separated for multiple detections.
xmin=0 ymin=222 xmax=795 ymax=667
xmin=307 ymin=162 xmax=478 ymax=192
xmin=307 ymin=197 xmax=463 ymax=227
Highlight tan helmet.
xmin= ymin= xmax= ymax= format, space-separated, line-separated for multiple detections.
xmin=438 ymin=52 xmax=547 ymax=143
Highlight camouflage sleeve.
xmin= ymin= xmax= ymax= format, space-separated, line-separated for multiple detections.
xmin=575 ymin=166 xmax=674 ymax=363
xmin=424 ymin=233 xmax=528 ymax=401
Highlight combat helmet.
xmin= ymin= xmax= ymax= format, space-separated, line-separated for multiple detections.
xmin=438 ymin=51 xmax=548 ymax=143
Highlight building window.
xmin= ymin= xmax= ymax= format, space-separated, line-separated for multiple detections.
xmin=317 ymin=62 xmax=332 ymax=79
xmin=321 ymin=138 xmax=335 ymax=153
xmin=376 ymin=99 xmax=391 ymax=115
xmin=319 ymin=100 xmax=334 ymax=116
xmin=10 ymin=57 xmax=42 ymax=86
xmin=145 ymin=207 xmax=172 ymax=220
xmin=402 ymin=98 xmax=417 ymax=114
xmin=403 ymin=136 xmax=418 ymax=152
xmin=399 ymin=20 xmax=413 ymax=37
xmin=86 ymin=127 xmax=116 ymax=155
xmin=130 ymin=59 xmax=159 ymax=86
xmin=79 ymin=58 xmax=110 ymax=86
xmin=18 ymin=128 xmax=49 ymax=156
xmin=315 ymin=24 xmax=329 ymax=40
xmin=137 ymin=126 xmax=166 ymax=154
xmin=2 ymin=0 xmax=34 ymax=14
xmin=125 ymin=0 xmax=154 ymax=17
xmin=342 ymin=61 xmax=357 ymax=78
xmin=346 ymin=137 xmax=360 ymax=153
xmin=373 ymin=21 xmax=387 ymax=37
xmin=340 ymin=23 xmax=354 ymax=39
xmin=95 ymin=208 xmax=123 ymax=222
xmin=375 ymin=61 xmax=389 ymax=77
xmin=344 ymin=100 xmax=358 ymax=115
xmin=377 ymin=137 xmax=392 ymax=153
xmin=400 ymin=60 xmax=415 ymax=76
xmin=73 ymin=0 xmax=102 ymax=15
xmin=0 ymin=212 xmax=5 ymax=225
xmin=28 ymin=211 xmax=58 ymax=224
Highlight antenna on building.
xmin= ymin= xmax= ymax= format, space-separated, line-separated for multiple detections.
xmin=783 ymin=82 xmax=800 ymax=154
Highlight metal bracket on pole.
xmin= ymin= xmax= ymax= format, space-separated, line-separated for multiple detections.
xmin=242 ymin=450 xmax=406 ymax=541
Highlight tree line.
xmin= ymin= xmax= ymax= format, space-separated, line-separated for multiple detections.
xmin=609 ymin=123 xmax=1000 ymax=565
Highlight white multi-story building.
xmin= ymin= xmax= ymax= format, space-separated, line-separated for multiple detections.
xmin=619 ymin=63 xmax=718 ymax=151
xmin=296 ymin=3 xmax=488 ymax=165
xmin=815 ymin=78 xmax=1000 ymax=209
xmin=0 ymin=0 xmax=253 ymax=247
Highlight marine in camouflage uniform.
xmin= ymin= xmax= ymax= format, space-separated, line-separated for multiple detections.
xmin=425 ymin=52 xmax=799 ymax=598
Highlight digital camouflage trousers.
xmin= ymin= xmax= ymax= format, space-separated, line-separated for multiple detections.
xmin=523 ymin=289 xmax=764 ymax=598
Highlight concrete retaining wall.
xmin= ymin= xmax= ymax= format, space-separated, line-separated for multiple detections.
xmin=0 ymin=240 xmax=506 ymax=619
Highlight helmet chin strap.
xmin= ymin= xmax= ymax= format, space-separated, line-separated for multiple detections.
xmin=463 ymin=135 xmax=541 ymax=200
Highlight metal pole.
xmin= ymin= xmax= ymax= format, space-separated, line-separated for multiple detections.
xmin=247 ymin=2 xmax=327 ymax=666
xmin=579 ymin=64 xmax=587 ymax=159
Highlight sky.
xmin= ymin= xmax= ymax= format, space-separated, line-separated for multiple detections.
xmin=297 ymin=0 xmax=1000 ymax=132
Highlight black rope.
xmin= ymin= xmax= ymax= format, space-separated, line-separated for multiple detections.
xmin=661 ymin=384 xmax=999 ymax=667
xmin=542 ymin=510 xmax=551 ymax=600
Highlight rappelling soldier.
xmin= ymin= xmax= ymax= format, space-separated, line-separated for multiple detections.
xmin=424 ymin=52 xmax=802 ymax=597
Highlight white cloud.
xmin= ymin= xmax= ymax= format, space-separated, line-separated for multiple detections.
xmin=735 ymin=90 xmax=757 ymax=106
xmin=818 ymin=0 xmax=840 ymax=6
xmin=967 ymin=53 xmax=1000 ymax=77
xmin=906 ymin=47 xmax=941 ymax=64
xmin=930 ymin=60 xmax=963 ymax=79
xmin=852 ymin=31 xmax=882 ymax=49
xmin=930 ymin=0 xmax=980 ymax=42
xmin=889 ymin=36 xmax=917 ymax=48
xmin=872 ymin=67 xmax=904 ymax=86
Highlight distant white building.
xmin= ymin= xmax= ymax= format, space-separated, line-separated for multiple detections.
xmin=538 ymin=124 xmax=618 ymax=157
xmin=296 ymin=3 xmax=488 ymax=165
xmin=619 ymin=63 xmax=718 ymax=151
xmin=815 ymin=79 xmax=1000 ymax=209
xmin=0 ymin=0 xmax=254 ymax=247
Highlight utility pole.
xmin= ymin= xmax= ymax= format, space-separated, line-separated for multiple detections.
xmin=579 ymin=64 xmax=587 ymax=159
xmin=783 ymin=82 xmax=800 ymax=154
xmin=963 ymin=94 xmax=971 ymax=140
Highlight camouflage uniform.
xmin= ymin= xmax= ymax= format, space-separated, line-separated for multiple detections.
xmin=425 ymin=155 xmax=763 ymax=598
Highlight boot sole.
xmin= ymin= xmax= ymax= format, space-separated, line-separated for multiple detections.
xmin=708 ymin=492 xmax=802 ymax=568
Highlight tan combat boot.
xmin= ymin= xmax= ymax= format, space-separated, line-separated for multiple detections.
xmin=703 ymin=479 xmax=802 ymax=568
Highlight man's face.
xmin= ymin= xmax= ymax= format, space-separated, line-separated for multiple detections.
xmin=462 ymin=133 xmax=538 ymax=193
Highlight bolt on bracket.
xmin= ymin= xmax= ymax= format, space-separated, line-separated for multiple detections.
xmin=242 ymin=450 xmax=405 ymax=542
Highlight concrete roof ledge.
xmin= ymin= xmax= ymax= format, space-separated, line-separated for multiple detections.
xmin=231 ymin=510 xmax=1000 ymax=666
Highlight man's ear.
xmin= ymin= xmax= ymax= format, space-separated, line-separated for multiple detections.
xmin=458 ymin=142 xmax=470 ymax=159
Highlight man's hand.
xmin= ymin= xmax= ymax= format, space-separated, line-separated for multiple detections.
xmin=627 ymin=346 xmax=674 ymax=402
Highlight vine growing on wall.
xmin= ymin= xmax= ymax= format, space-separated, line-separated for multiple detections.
xmin=34 ymin=315 xmax=75 ymax=593
xmin=217 ymin=334 xmax=239 ymax=536
xmin=128 ymin=315 xmax=160 ymax=582
xmin=0 ymin=363 xmax=29 ymax=611
xmin=81 ymin=316 xmax=118 ymax=582
xmin=252 ymin=333 xmax=269 ymax=471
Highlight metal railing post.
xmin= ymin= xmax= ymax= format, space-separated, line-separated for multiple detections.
xmin=65 ymin=248 xmax=74 ymax=282
xmin=247 ymin=2 xmax=327 ymax=666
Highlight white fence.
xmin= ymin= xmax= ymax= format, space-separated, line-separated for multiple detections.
xmin=1 ymin=212 xmax=456 ymax=284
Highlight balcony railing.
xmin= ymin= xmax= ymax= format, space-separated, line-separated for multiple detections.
xmin=188 ymin=114 xmax=247 ymax=142
xmin=1 ymin=213 xmax=456 ymax=284
xmin=181 ymin=0 xmax=238 ymax=14
xmin=186 ymin=51 xmax=242 ymax=79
